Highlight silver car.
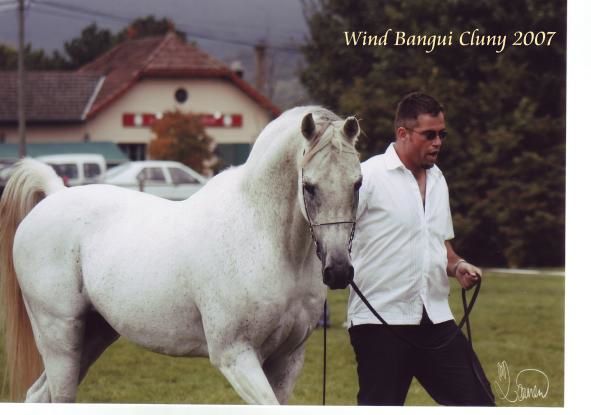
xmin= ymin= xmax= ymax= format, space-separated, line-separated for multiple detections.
xmin=104 ymin=160 xmax=208 ymax=200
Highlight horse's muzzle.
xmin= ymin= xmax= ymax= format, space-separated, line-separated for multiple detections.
xmin=322 ymin=258 xmax=354 ymax=290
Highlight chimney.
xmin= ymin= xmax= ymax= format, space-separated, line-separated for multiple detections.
xmin=230 ymin=61 xmax=244 ymax=78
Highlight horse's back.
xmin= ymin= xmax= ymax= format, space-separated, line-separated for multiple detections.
xmin=15 ymin=184 xmax=179 ymax=263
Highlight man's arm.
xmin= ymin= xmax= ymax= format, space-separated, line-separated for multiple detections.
xmin=445 ymin=241 xmax=482 ymax=290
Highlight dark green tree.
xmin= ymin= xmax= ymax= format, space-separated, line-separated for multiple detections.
xmin=0 ymin=16 xmax=188 ymax=71
xmin=301 ymin=0 xmax=565 ymax=267
xmin=61 ymin=17 xmax=186 ymax=69
xmin=0 ymin=44 xmax=20 ymax=69
xmin=63 ymin=23 xmax=116 ymax=68
xmin=0 ymin=44 xmax=67 ymax=70
xmin=116 ymin=15 xmax=186 ymax=42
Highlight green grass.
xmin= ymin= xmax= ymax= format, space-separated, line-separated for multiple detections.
xmin=0 ymin=272 xmax=564 ymax=406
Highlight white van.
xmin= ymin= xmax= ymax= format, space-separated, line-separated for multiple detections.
xmin=35 ymin=154 xmax=107 ymax=186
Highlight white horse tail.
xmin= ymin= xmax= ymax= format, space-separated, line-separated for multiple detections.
xmin=0 ymin=158 xmax=64 ymax=399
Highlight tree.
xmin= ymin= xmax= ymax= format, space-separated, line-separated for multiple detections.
xmin=60 ymin=17 xmax=186 ymax=69
xmin=149 ymin=111 xmax=219 ymax=176
xmin=0 ymin=44 xmax=67 ymax=70
xmin=1 ymin=16 xmax=187 ymax=71
xmin=63 ymin=23 xmax=116 ymax=69
xmin=117 ymin=15 xmax=186 ymax=42
xmin=301 ymin=0 xmax=566 ymax=267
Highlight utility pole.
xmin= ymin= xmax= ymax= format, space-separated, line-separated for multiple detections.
xmin=254 ymin=41 xmax=267 ymax=95
xmin=17 ymin=0 xmax=27 ymax=157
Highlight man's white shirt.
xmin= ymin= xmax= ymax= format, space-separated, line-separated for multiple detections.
xmin=347 ymin=143 xmax=455 ymax=326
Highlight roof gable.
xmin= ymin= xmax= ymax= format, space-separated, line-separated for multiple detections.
xmin=79 ymin=32 xmax=280 ymax=117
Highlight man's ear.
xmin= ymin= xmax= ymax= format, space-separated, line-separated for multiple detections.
xmin=396 ymin=126 xmax=409 ymax=142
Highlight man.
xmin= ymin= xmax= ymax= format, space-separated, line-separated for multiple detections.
xmin=348 ymin=92 xmax=495 ymax=406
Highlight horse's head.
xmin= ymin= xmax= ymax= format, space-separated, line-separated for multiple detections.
xmin=298 ymin=112 xmax=362 ymax=290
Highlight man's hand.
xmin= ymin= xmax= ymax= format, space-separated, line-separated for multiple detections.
xmin=454 ymin=261 xmax=482 ymax=290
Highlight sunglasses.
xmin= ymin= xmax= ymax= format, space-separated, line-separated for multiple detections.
xmin=406 ymin=128 xmax=448 ymax=141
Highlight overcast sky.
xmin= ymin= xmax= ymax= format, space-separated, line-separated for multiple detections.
xmin=0 ymin=0 xmax=309 ymax=59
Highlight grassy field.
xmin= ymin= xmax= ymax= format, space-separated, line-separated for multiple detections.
xmin=0 ymin=271 xmax=564 ymax=406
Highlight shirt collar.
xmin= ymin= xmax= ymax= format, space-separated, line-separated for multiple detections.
xmin=384 ymin=143 xmax=404 ymax=171
xmin=383 ymin=142 xmax=443 ymax=178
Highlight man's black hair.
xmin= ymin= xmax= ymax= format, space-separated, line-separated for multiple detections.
xmin=394 ymin=92 xmax=444 ymax=130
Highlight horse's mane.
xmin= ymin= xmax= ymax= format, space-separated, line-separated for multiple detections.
xmin=243 ymin=106 xmax=358 ymax=175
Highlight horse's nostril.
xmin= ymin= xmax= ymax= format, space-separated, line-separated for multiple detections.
xmin=323 ymin=266 xmax=334 ymax=285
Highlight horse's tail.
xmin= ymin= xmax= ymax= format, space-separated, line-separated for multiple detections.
xmin=0 ymin=158 xmax=65 ymax=400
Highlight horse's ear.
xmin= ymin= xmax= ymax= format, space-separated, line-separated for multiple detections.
xmin=343 ymin=116 xmax=359 ymax=141
xmin=301 ymin=113 xmax=316 ymax=141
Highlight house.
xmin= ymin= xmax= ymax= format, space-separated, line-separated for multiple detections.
xmin=0 ymin=32 xmax=281 ymax=168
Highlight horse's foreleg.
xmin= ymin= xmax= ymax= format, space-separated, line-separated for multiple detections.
xmin=263 ymin=344 xmax=306 ymax=404
xmin=212 ymin=343 xmax=280 ymax=405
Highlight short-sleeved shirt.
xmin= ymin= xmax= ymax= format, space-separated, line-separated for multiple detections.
xmin=347 ymin=143 xmax=455 ymax=326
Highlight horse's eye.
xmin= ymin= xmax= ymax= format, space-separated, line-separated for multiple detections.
xmin=354 ymin=179 xmax=362 ymax=192
xmin=304 ymin=183 xmax=316 ymax=196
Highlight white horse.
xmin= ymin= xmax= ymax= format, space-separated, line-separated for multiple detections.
xmin=0 ymin=107 xmax=362 ymax=404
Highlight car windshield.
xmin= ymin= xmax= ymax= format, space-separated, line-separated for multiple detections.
xmin=169 ymin=167 xmax=200 ymax=185
xmin=105 ymin=162 xmax=132 ymax=179
xmin=138 ymin=167 xmax=166 ymax=182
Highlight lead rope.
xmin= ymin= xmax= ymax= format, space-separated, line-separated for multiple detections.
xmin=349 ymin=279 xmax=480 ymax=351
xmin=322 ymin=300 xmax=327 ymax=405
xmin=349 ymin=278 xmax=495 ymax=404
xmin=301 ymin=166 xmax=356 ymax=406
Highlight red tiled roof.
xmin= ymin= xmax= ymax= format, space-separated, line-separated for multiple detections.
xmin=79 ymin=32 xmax=280 ymax=117
xmin=0 ymin=72 xmax=102 ymax=123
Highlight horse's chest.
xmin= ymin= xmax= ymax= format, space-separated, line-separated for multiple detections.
xmin=258 ymin=299 xmax=318 ymax=360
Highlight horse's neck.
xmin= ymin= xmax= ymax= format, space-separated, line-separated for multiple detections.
xmin=242 ymin=133 xmax=313 ymax=263
xmin=243 ymin=124 xmax=301 ymax=197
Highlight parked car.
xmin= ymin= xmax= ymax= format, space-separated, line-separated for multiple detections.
xmin=36 ymin=154 xmax=107 ymax=186
xmin=1 ymin=153 xmax=103 ymax=196
xmin=104 ymin=160 xmax=208 ymax=200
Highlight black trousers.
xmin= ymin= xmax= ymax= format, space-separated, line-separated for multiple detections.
xmin=348 ymin=310 xmax=495 ymax=406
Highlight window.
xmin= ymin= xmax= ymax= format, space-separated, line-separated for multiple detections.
xmin=83 ymin=163 xmax=101 ymax=179
xmin=175 ymin=88 xmax=188 ymax=104
xmin=137 ymin=167 xmax=165 ymax=183
xmin=169 ymin=167 xmax=199 ymax=185
xmin=215 ymin=143 xmax=252 ymax=168
xmin=50 ymin=163 xmax=78 ymax=179
xmin=118 ymin=143 xmax=146 ymax=161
